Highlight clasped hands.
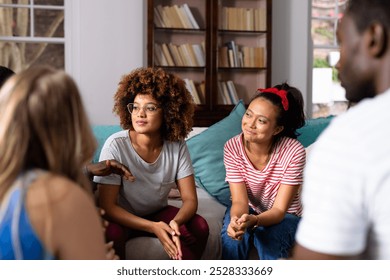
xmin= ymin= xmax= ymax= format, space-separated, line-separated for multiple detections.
xmin=153 ymin=219 xmax=183 ymax=260
xmin=227 ymin=214 xmax=258 ymax=241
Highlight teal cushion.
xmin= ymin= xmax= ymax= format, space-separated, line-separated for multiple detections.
xmin=296 ymin=116 xmax=334 ymax=147
xmin=92 ymin=125 xmax=122 ymax=163
xmin=187 ymin=100 xmax=246 ymax=206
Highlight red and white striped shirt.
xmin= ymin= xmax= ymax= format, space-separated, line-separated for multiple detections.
xmin=224 ymin=134 xmax=305 ymax=216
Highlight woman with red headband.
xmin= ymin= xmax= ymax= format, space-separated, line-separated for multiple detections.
xmin=221 ymin=82 xmax=306 ymax=260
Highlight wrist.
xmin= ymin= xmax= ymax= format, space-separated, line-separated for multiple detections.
xmin=251 ymin=214 xmax=260 ymax=228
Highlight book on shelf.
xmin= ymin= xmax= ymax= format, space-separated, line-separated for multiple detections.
xmin=225 ymin=41 xmax=239 ymax=67
xmin=161 ymin=43 xmax=175 ymax=66
xmin=254 ymin=47 xmax=265 ymax=67
xmin=158 ymin=5 xmax=173 ymax=28
xmin=192 ymin=43 xmax=205 ymax=67
xmin=226 ymin=80 xmax=239 ymax=104
xmin=217 ymin=81 xmax=232 ymax=104
xmin=218 ymin=46 xmax=229 ymax=67
xmin=221 ymin=6 xmax=266 ymax=31
xmin=182 ymin=3 xmax=200 ymax=29
xmin=177 ymin=44 xmax=190 ymax=66
xmin=245 ymin=8 xmax=254 ymax=31
xmin=154 ymin=43 xmax=168 ymax=66
xmin=169 ymin=5 xmax=180 ymax=28
xmin=184 ymin=78 xmax=201 ymax=104
xmin=154 ymin=6 xmax=165 ymax=28
xmin=172 ymin=4 xmax=187 ymax=28
xmin=184 ymin=43 xmax=198 ymax=67
xmin=254 ymin=8 xmax=267 ymax=31
xmin=175 ymin=4 xmax=193 ymax=29
xmin=168 ymin=43 xmax=184 ymax=66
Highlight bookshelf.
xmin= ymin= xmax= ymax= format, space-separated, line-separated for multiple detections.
xmin=147 ymin=0 xmax=272 ymax=127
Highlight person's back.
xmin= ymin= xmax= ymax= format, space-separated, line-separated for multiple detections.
xmin=296 ymin=91 xmax=390 ymax=259
xmin=292 ymin=0 xmax=390 ymax=259
xmin=0 ymin=66 xmax=106 ymax=260
xmin=0 ymin=170 xmax=105 ymax=260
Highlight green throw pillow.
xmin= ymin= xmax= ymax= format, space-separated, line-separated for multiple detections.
xmin=296 ymin=116 xmax=334 ymax=147
xmin=187 ymin=100 xmax=246 ymax=206
xmin=92 ymin=125 xmax=122 ymax=163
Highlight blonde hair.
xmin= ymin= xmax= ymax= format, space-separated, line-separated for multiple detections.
xmin=0 ymin=66 xmax=96 ymax=199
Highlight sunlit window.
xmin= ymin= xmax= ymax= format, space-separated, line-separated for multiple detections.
xmin=312 ymin=0 xmax=348 ymax=118
xmin=0 ymin=0 xmax=64 ymax=72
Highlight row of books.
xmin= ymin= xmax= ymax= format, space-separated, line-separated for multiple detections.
xmin=154 ymin=4 xmax=200 ymax=29
xmin=184 ymin=79 xmax=205 ymax=105
xmin=154 ymin=42 xmax=206 ymax=67
xmin=218 ymin=80 xmax=240 ymax=105
xmin=219 ymin=41 xmax=265 ymax=68
xmin=220 ymin=7 xmax=266 ymax=31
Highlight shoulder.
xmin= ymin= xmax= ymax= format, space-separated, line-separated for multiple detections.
xmin=104 ymin=130 xmax=129 ymax=145
xmin=277 ymin=137 xmax=306 ymax=155
xmin=225 ymin=133 xmax=242 ymax=148
xmin=26 ymin=173 xmax=98 ymax=254
xmin=224 ymin=134 xmax=243 ymax=160
xmin=28 ymin=174 xmax=93 ymax=209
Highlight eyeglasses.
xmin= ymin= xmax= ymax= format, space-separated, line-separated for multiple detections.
xmin=127 ymin=103 xmax=161 ymax=115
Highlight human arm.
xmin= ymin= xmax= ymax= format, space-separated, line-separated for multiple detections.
xmin=238 ymin=183 xmax=301 ymax=230
xmin=85 ymin=159 xmax=135 ymax=181
xmin=227 ymin=182 xmax=249 ymax=240
xmin=98 ymin=183 xmax=181 ymax=259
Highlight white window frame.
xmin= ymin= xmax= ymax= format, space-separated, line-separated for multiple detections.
xmin=0 ymin=0 xmax=65 ymax=68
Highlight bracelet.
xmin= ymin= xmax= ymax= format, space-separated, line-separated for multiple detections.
xmin=251 ymin=214 xmax=260 ymax=229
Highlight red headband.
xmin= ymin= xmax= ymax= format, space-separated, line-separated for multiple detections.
xmin=258 ymin=87 xmax=289 ymax=111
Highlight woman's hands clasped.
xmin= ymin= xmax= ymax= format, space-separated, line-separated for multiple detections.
xmin=227 ymin=214 xmax=258 ymax=241
xmin=152 ymin=220 xmax=182 ymax=260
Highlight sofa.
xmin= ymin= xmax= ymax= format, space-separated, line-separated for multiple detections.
xmin=92 ymin=100 xmax=334 ymax=259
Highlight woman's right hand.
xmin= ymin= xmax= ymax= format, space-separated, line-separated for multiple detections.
xmin=227 ymin=216 xmax=245 ymax=241
xmin=152 ymin=221 xmax=181 ymax=260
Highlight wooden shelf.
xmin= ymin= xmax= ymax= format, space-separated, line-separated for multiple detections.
xmin=147 ymin=0 xmax=272 ymax=127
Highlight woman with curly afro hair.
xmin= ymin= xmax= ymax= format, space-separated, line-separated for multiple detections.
xmin=94 ymin=67 xmax=209 ymax=260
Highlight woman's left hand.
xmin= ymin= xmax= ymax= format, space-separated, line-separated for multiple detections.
xmin=237 ymin=214 xmax=258 ymax=231
xmin=169 ymin=220 xmax=182 ymax=260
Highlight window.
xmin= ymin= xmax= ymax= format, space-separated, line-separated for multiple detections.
xmin=0 ymin=0 xmax=64 ymax=72
xmin=311 ymin=0 xmax=348 ymax=118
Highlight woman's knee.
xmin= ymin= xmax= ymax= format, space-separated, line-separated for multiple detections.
xmin=190 ymin=214 xmax=209 ymax=239
xmin=106 ymin=222 xmax=126 ymax=241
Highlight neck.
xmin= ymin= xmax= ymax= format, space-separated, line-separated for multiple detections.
xmin=243 ymin=135 xmax=273 ymax=156
xmin=377 ymin=64 xmax=390 ymax=95
xmin=129 ymin=130 xmax=163 ymax=149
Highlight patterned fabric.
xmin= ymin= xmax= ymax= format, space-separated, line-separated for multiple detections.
xmin=224 ymin=134 xmax=306 ymax=216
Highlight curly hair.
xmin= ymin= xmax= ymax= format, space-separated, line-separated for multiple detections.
xmin=113 ymin=67 xmax=195 ymax=141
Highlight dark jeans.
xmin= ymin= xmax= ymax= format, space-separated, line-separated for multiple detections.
xmin=221 ymin=206 xmax=300 ymax=260
xmin=106 ymin=205 xmax=209 ymax=260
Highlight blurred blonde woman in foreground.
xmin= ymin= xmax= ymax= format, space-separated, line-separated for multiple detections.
xmin=0 ymin=66 xmax=106 ymax=259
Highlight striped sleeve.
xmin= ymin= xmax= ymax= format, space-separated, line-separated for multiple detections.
xmin=280 ymin=139 xmax=306 ymax=185
xmin=224 ymin=135 xmax=245 ymax=183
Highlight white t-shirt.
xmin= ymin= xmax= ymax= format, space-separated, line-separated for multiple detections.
xmin=94 ymin=130 xmax=194 ymax=216
xmin=296 ymin=89 xmax=390 ymax=259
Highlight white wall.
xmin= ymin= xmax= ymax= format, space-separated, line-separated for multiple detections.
xmin=65 ymin=0 xmax=145 ymax=125
xmin=66 ymin=0 xmax=312 ymax=125
xmin=272 ymin=0 xmax=312 ymax=117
